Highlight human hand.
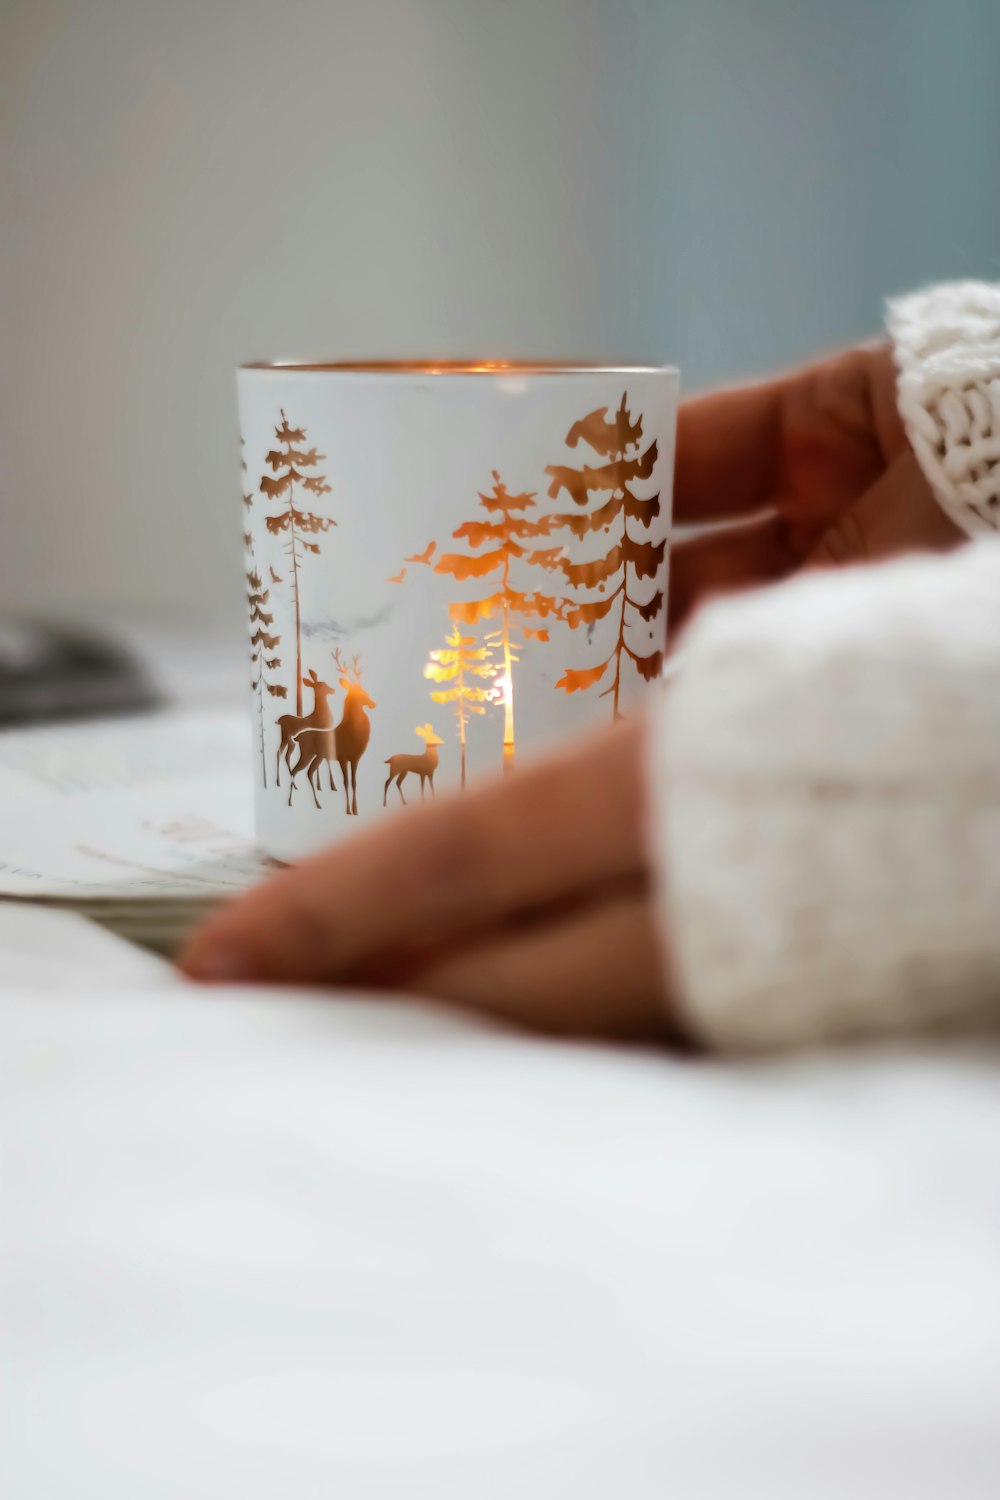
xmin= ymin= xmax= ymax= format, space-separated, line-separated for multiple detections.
xmin=181 ymin=718 xmax=677 ymax=1042
xmin=670 ymin=342 xmax=963 ymax=633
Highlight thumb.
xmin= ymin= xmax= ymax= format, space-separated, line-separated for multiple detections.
xmin=805 ymin=448 xmax=964 ymax=569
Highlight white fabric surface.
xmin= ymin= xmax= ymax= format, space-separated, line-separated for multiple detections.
xmin=0 ymin=901 xmax=177 ymax=989
xmin=2 ymin=917 xmax=1000 ymax=1498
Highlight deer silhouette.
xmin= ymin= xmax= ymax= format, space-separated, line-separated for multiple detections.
xmin=383 ymin=724 xmax=444 ymax=806
xmin=331 ymin=649 xmax=375 ymax=816
xmin=287 ymin=654 xmax=376 ymax=813
xmin=275 ymin=668 xmax=336 ymax=793
xmin=287 ymin=724 xmax=336 ymax=808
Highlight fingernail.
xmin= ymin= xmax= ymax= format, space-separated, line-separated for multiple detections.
xmin=182 ymin=939 xmax=255 ymax=984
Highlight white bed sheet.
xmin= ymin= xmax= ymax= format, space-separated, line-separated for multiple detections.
xmin=2 ymin=912 xmax=999 ymax=1498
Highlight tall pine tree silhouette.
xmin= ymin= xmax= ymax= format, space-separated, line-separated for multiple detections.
xmin=541 ymin=392 xmax=663 ymax=720
xmin=242 ymin=447 xmax=284 ymax=781
xmin=435 ymin=472 xmax=560 ymax=772
xmin=240 ymin=430 xmax=252 ymax=508
xmin=246 ymin=566 xmax=284 ymax=784
xmin=424 ymin=623 xmax=497 ymax=789
xmin=261 ymin=411 xmax=334 ymax=715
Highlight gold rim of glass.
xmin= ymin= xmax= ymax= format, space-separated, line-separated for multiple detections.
xmin=240 ymin=358 xmax=673 ymax=374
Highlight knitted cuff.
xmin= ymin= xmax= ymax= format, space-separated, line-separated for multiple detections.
xmin=646 ymin=543 xmax=1000 ymax=1054
xmin=888 ymin=281 xmax=1000 ymax=537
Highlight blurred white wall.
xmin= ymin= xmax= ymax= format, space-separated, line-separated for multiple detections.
xmin=3 ymin=0 xmax=999 ymax=621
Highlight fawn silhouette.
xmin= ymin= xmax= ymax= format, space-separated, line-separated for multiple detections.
xmin=276 ymin=668 xmax=336 ymax=790
xmin=383 ymin=724 xmax=444 ymax=806
xmin=291 ymin=650 xmax=375 ymax=815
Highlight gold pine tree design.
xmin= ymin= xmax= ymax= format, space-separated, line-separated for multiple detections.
xmin=241 ymin=439 xmax=284 ymax=783
xmin=246 ymin=566 xmax=284 ymax=784
xmin=241 ymin=430 xmax=252 ymax=512
xmin=540 ymin=392 xmax=663 ymax=720
xmin=434 ymin=472 xmax=561 ymax=772
xmin=261 ymin=411 xmax=334 ymax=715
xmin=424 ymin=622 xmax=497 ymax=789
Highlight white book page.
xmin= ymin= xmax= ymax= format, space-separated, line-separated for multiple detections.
xmin=0 ymin=709 xmax=270 ymax=899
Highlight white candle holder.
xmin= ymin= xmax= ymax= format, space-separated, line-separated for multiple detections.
xmin=237 ymin=361 xmax=679 ymax=861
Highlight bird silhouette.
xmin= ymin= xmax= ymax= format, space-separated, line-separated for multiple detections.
xmin=269 ymin=566 xmax=283 ymax=584
xmin=386 ymin=567 xmax=407 ymax=585
xmin=405 ymin=541 xmax=436 ymax=566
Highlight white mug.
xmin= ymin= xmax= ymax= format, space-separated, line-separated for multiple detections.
xmin=237 ymin=360 xmax=679 ymax=861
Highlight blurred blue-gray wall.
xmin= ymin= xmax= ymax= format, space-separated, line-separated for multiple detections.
xmin=3 ymin=0 xmax=998 ymax=618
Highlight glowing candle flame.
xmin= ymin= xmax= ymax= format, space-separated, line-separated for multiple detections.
xmin=493 ymin=671 xmax=513 ymax=709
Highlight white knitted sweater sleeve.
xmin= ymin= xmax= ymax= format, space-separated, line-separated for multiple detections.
xmin=647 ymin=280 xmax=1000 ymax=1053
xmin=648 ymin=540 xmax=1000 ymax=1052
xmin=888 ymin=281 xmax=1000 ymax=536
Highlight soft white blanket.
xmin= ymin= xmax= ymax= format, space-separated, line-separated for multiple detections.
xmin=2 ymin=910 xmax=999 ymax=1498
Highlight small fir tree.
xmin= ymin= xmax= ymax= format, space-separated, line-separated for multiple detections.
xmin=434 ymin=471 xmax=561 ymax=772
xmin=424 ymin=623 xmax=497 ymax=789
xmin=261 ymin=411 xmax=334 ymax=714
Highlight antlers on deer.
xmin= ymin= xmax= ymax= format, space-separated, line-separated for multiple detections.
xmin=331 ymin=648 xmax=363 ymax=684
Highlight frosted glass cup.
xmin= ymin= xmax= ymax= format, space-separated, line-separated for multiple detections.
xmin=237 ymin=360 xmax=679 ymax=861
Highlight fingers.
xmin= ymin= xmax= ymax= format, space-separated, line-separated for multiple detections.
xmin=181 ymin=719 xmax=650 ymax=987
xmin=400 ymin=886 xmax=673 ymax=1041
xmin=804 ymin=449 xmax=964 ymax=569
xmin=668 ymin=447 xmax=964 ymax=637
xmin=668 ymin=512 xmax=797 ymax=635
xmin=673 ymin=344 xmax=901 ymax=526
xmin=674 ymin=376 xmax=785 ymax=523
